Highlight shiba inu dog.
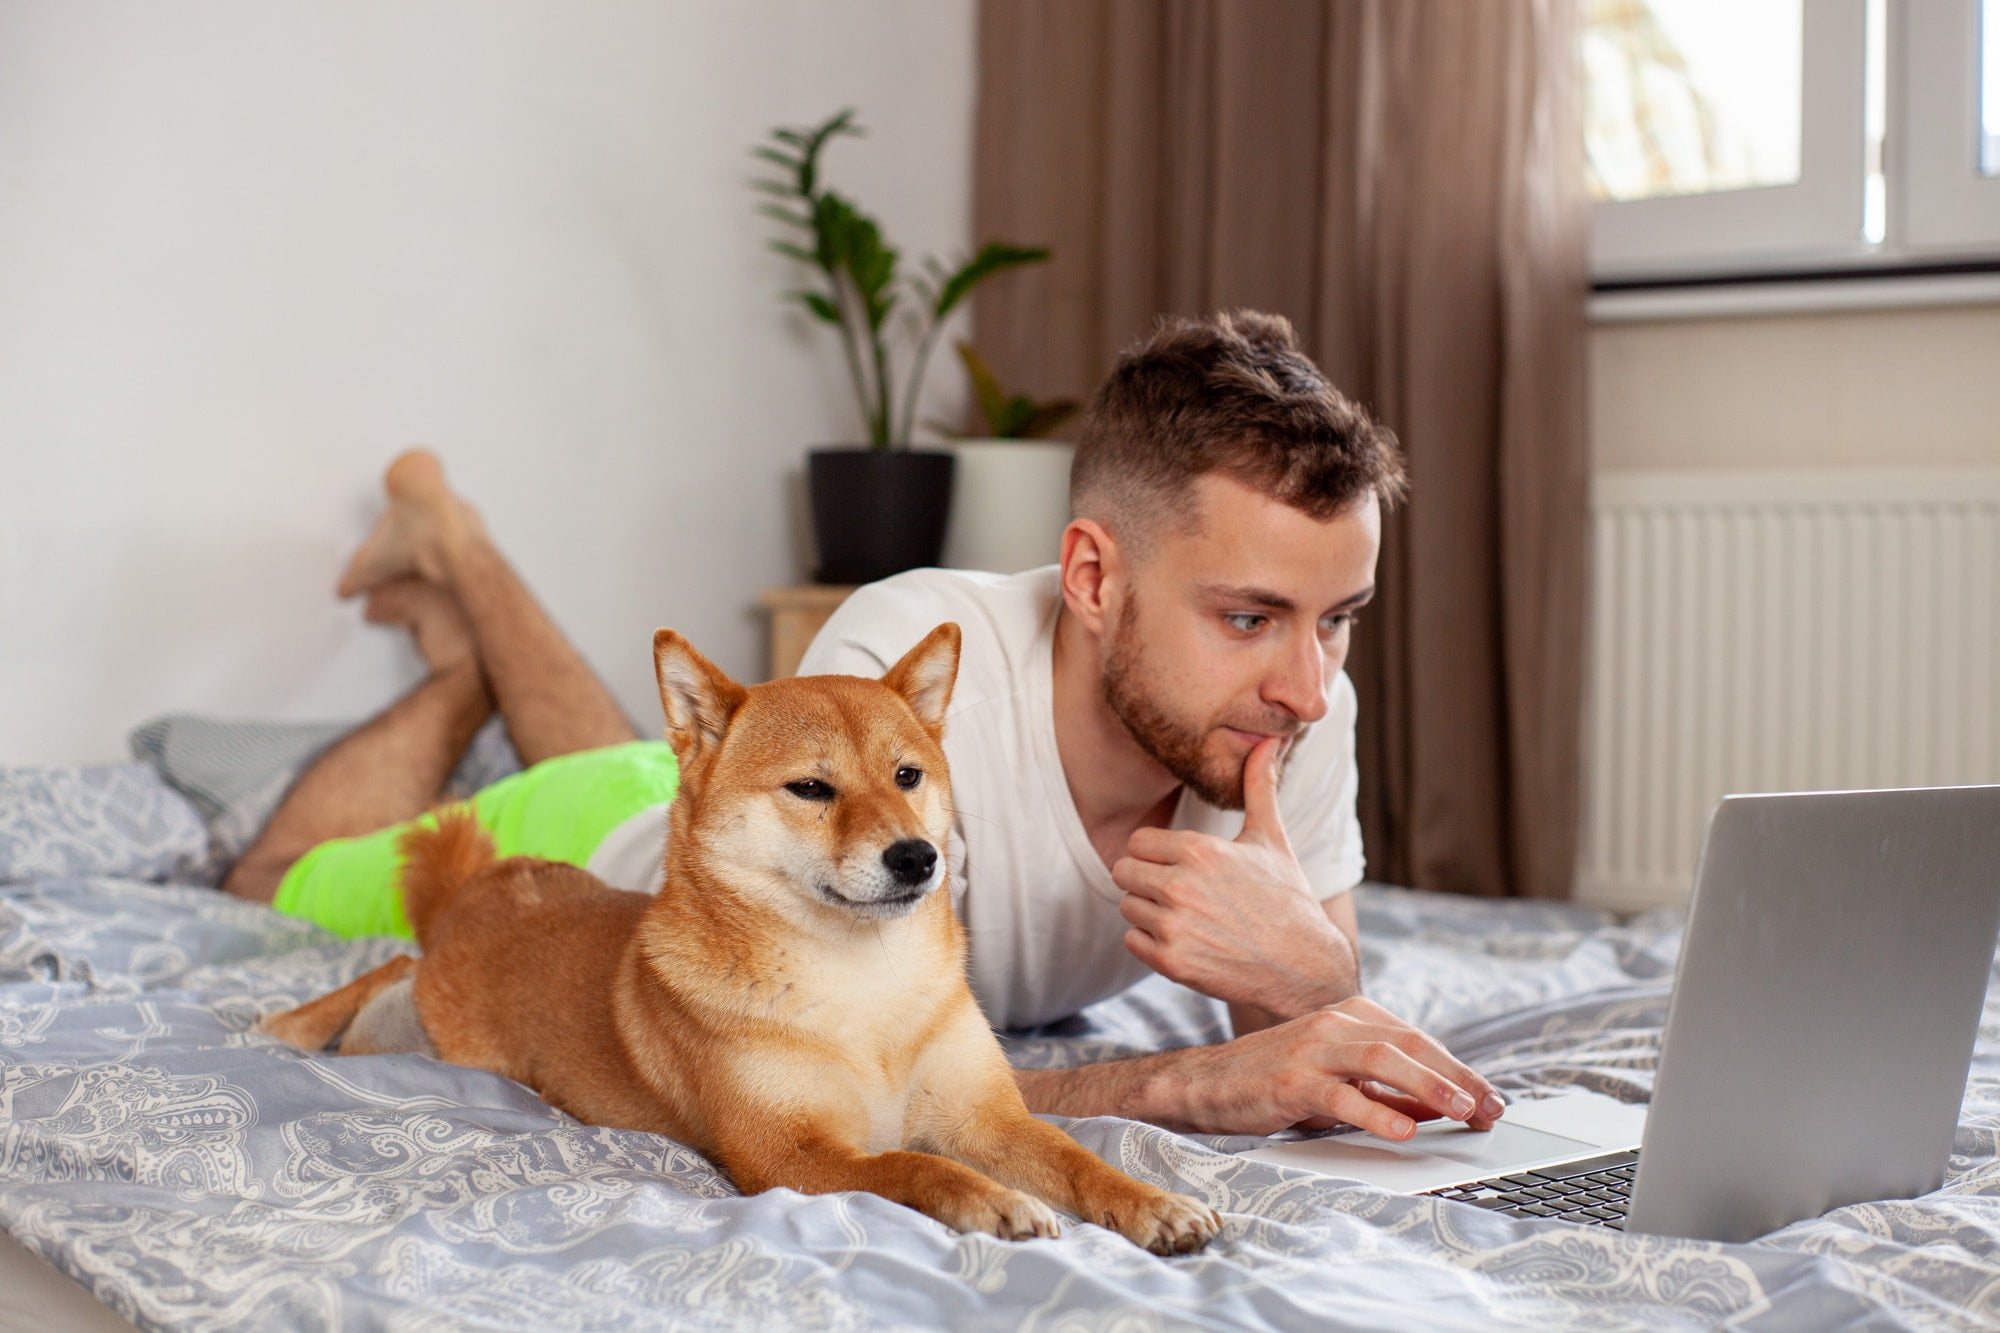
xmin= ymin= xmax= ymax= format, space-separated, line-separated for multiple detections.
xmin=261 ymin=623 xmax=1222 ymax=1254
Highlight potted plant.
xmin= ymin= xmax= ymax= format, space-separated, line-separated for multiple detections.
xmin=756 ymin=109 xmax=1052 ymax=585
xmin=929 ymin=342 xmax=1079 ymax=574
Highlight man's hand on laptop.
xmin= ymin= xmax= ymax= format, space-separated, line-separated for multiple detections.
xmin=1113 ymin=737 xmax=1358 ymax=1021
xmin=1015 ymin=995 xmax=1505 ymax=1137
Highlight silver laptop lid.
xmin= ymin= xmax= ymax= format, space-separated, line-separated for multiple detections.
xmin=1628 ymin=785 xmax=2000 ymax=1243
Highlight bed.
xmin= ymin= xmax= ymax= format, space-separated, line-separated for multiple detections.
xmin=4 ymin=758 xmax=1998 ymax=1330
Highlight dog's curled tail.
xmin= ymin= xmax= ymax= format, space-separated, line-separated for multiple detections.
xmin=397 ymin=805 xmax=495 ymax=945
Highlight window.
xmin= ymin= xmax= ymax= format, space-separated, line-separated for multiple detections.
xmin=1585 ymin=1 xmax=1804 ymax=202
xmin=1586 ymin=0 xmax=2000 ymax=281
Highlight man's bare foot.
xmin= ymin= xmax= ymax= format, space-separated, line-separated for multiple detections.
xmin=337 ymin=449 xmax=484 ymax=598
xmin=364 ymin=577 xmax=479 ymax=673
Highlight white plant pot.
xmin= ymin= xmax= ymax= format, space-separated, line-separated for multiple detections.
xmin=940 ymin=439 xmax=1075 ymax=574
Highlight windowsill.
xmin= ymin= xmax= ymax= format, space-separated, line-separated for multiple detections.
xmin=1591 ymin=262 xmax=2000 ymax=322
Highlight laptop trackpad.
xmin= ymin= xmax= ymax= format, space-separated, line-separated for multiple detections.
xmin=1240 ymin=1119 xmax=1602 ymax=1194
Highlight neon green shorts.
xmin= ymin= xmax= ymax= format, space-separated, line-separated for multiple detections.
xmin=270 ymin=739 xmax=679 ymax=940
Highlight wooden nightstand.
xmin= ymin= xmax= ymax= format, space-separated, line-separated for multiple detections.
xmin=758 ymin=584 xmax=856 ymax=680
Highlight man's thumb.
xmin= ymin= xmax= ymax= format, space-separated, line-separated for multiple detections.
xmin=1239 ymin=737 xmax=1290 ymax=845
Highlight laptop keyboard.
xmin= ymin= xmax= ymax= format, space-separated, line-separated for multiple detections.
xmin=1423 ymin=1149 xmax=1639 ymax=1228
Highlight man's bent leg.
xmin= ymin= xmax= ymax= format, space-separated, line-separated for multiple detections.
xmin=438 ymin=529 xmax=639 ymax=764
xmin=340 ymin=450 xmax=637 ymax=764
xmin=221 ymin=661 xmax=493 ymax=905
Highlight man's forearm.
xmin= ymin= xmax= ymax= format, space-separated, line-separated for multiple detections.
xmin=1015 ymin=996 xmax=1509 ymax=1139
xmin=1015 ymin=1051 xmax=1194 ymax=1128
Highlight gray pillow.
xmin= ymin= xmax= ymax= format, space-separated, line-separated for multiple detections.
xmin=128 ymin=714 xmax=523 ymax=864
xmin=128 ymin=715 xmax=349 ymax=821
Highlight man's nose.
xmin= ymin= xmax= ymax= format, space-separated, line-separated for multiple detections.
xmin=1265 ymin=633 xmax=1330 ymax=724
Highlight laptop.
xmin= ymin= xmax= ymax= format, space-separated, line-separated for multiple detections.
xmin=1243 ymin=785 xmax=2000 ymax=1242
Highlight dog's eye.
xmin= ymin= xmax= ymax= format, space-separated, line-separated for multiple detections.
xmin=785 ymin=779 xmax=835 ymax=802
xmin=894 ymin=767 xmax=922 ymax=790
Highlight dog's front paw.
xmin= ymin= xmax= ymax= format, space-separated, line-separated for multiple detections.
xmin=937 ymin=1187 xmax=1062 ymax=1242
xmin=1093 ymin=1186 xmax=1224 ymax=1255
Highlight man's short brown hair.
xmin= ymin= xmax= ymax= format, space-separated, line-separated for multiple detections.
xmin=1070 ymin=310 xmax=1406 ymax=544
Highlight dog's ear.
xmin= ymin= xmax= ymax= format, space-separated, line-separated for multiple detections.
xmin=653 ymin=629 xmax=747 ymax=758
xmin=881 ymin=622 xmax=961 ymax=737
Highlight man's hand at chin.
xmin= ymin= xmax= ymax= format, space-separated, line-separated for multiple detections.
xmin=1113 ymin=736 xmax=1358 ymax=1022
xmin=1015 ymin=995 xmax=1507 ymax=1137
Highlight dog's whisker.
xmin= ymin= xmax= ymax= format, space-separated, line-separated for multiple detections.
xmin=871 ymin=921 xmax=905 ymax=978
xmin=944 ymin=804 xmax=1015 ymax=834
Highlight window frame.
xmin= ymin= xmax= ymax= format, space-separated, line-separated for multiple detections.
xmin=1893 ymin=0 xmax=2000 ymax=253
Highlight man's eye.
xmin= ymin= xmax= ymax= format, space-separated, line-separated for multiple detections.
xmin=894 ymin=767 xmax=922 ymax=790
xmin=1320 ymin=613 xmax=1358 ymax=636
xmin=1224 ymin=613 xmax=1267 ymax=633
xmin=785 ymin=779 xmax=835 ymax=801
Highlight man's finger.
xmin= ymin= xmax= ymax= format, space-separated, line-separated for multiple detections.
xmin=1237 ymin=736 xmax=1291 ymax=848
xmin=1126 ymin=825 xmax=1200 ymax=864
xmin=1317 ymin=1081 xmax=1416 ymax=1140
xmin=1354 ymin=1081 xmax=1443 ymax=1123
xmin=1117 ymin=891 xmax=1169 ymax=933
xmin=1122 ymin=926 xmax=1163 ymax=971
xmin=1331 ymin=1042 xmax=1480 ymax=1122
xmin=1354 ymin=1081 xmax=1493 ymax=1131
xmin=1358 ymin=1023 xmax=1506 ymax=1123
xmin=1333 ymin=998 xmax=1507 ymax=1122
xmin=1110 ymin=855 xmax=1172 ymax=901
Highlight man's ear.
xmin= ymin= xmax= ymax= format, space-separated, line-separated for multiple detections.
xmin=880 ymin=622 xmax=961 ymax=737
xmin=653 ymin=629 xmax=748 ymax=758
xmin=1059 ymin=518 xmax=1120 ymax=637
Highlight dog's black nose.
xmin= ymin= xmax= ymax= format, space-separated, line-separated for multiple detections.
xmin=882 ymin=839 xmax=937 ymax=887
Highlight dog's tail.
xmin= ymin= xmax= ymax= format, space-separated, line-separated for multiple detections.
xmin=397 ymin=805 xmax=495 ymax=946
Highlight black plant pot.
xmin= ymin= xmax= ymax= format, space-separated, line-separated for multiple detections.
xmin=807 ymin=447 xmax=956 ymax=585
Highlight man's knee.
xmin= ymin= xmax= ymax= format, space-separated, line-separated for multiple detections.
xmin=221 ymin=851 xmax=297 ymax=904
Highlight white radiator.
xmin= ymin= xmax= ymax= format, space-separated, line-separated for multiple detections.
xmin=1579 ymin=467 xmax=2000 ymax=911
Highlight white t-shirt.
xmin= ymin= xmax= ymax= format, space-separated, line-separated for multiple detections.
xmin=583 ymin=566 xmax=1366 ymax=1027
xmin=791 ymin=565 xmax=1367 ymax=1030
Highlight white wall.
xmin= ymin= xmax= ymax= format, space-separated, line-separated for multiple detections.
xmin=1591 ymin=304 xmax=2000 ymax=471
xmin=0 ymin=0 xmax=975 ymax=762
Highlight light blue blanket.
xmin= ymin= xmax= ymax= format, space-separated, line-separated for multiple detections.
xmin=3 ymin=764 xmax=1996 ymax=1329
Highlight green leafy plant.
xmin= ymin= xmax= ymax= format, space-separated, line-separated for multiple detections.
xmin=756 ymin=109 xmax=1051 ymax=448
xmin=927 ymin=342 xmax=1078 ymax=440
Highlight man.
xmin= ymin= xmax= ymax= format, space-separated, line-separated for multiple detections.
xmin=800 ymin=311 xmax=1501 ymax=1137
xmin=228 ymin=310 xmax=1503 ymax=1141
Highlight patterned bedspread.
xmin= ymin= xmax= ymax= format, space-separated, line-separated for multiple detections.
xmin=3 ymin=764 xmax=1998 ymax=1330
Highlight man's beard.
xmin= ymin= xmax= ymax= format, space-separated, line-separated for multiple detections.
xmin=1101 ymin=597 xmax=1302 ymax=810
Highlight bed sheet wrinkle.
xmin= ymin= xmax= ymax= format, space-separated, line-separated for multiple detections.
xmin=3 ymin=842 xmax=2000 ymax=1326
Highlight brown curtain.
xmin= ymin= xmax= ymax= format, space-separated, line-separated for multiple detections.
xmin=973 ymin=0 xmax=1589 ymax=899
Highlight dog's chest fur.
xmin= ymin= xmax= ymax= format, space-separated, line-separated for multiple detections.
xmin=643 ymin=906 xmax=967 ymax=1154
xmin=790 ymin=923 xmax=958 ymax=1150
